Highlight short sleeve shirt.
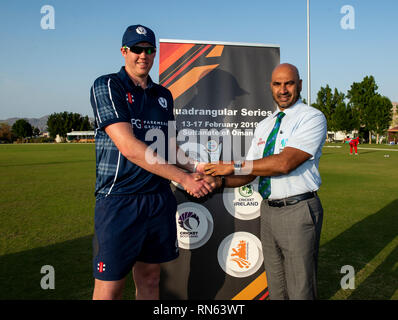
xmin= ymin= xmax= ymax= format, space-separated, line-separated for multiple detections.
xmin=246 ymin=100 xmax=327 ymax=199
xmin=90 ymin=67 xmax=175 ymax=199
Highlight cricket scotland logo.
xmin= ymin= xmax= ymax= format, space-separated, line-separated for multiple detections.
xmin=178 ymin=211 xmax=200 ymax=232
xmin=176 ymin=203 xmax=213 ymax=250
xmin=136 ymin=26 xmax=147 ymax=35
xmin=158 ymin=97 xmax=167 ymax=109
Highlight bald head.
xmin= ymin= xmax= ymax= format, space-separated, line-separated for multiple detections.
xmin=270 ymin=63 xmax=302 ymax=110
xmin=272 ymin=63 xmax=300 ymax=81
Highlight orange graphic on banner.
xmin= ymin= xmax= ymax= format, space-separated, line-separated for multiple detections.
xmin=232 ymin=271 xmax=268 ymax=300
xmin=168 ymin=64 xmax=219 ymax=100
xmin=162 ymin=44 xmax=211 ymax=87
xmin=206 ymin=45 xmax=224 ymax=58
xmin=230 ymin=240 xmax=251 ymax=269
xmin=159 ymin=43 xmax=195 ymax=75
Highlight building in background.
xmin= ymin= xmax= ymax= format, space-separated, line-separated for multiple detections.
xmin=66 ymin=131 xmax=95 ymax=143
xmin=391 ymin=102 xmax=398 ymax=128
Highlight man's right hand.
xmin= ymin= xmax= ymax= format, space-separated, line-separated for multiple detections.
xmin=194 ymin=174 xmax=222 ymax=190
xmin=181 ymin=173 xmax=214 ymax=198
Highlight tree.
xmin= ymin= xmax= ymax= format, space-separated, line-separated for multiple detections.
xmin=47 ymin=112 xmax=93 ymax=139
xmin=47 ymin=113 xmax=63 ymax=138
xmin=79 ymin=115 xmax=93 ymax=131
xmin=332 ymin=102 xmax=358 ymax=136
xmin=371 ymin=95 xmax=393 ymax=144
xmin=32 ymin=126 xmax=41 ymax=137
xmin=347 ymin=75 xmax=379 ymax=143
xmin=11 ymin=119 xmax=33 ymax=139
xmin=0 ymin=123 xmax=13 ymax=143
xmin=312 ymin=85 xmax=346 ymax=132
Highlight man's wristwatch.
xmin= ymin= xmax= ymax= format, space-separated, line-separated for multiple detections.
xmin=220 ymin=176 xmax=226 ymax=189
xmin=233 ymin=160 xmax=243 ymax=175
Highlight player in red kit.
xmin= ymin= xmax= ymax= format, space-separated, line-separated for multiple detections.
xmin=349 ymin=137 xmax=359 ymax=155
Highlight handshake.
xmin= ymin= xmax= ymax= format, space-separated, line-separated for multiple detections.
xmin=180 ymin=162 xmax=233 ymax=198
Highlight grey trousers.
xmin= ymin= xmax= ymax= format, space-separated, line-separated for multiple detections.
xmin=260 ymin=195 xmax=323 ymax=300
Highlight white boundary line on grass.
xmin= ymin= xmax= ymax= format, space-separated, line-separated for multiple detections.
xmin=324 ymin=146 xmax=398 ymax=151
xmin=0 ymin=143 xmax=95 ymax=145
xmin=357 ymin=147 xmax=398 ymax=152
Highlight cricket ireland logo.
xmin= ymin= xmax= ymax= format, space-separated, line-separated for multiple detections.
xmin=238 ymin=184 xmax=254 ymax=197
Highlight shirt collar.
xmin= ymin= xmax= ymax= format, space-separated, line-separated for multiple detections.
xmin=272 ymin=98 xmax=304 ymax=118
xmin=117 ymin=66 xmax=154 ymax=90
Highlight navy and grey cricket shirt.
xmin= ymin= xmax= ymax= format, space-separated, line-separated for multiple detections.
xmin=90 ymin=67 xmax=175 ymax=199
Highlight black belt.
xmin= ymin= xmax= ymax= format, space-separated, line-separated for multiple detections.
xmin=267 ymin=191 xmax=317 ymax=207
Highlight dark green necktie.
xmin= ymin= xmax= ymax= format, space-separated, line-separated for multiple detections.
xmin=258 ymin=112 xmax=285 ymax=199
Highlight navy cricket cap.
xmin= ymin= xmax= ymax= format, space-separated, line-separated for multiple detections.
xmin=122 ymin=25 xmax=156 ymax=48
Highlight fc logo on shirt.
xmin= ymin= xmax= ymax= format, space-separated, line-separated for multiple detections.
xmin=158 ymin=97 xmax=167 ymax=109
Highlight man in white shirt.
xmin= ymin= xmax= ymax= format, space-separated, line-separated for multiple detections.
xmin=204 ymin=63 xmax=327 ymax=299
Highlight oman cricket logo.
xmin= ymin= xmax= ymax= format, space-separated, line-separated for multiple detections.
xmin=230 ymin=240 xmax=251 ymax=269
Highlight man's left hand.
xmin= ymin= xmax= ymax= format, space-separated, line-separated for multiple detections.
xmin=204 ymin=162 xmax=234 ymax=176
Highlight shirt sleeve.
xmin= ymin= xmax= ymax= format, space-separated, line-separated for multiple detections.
xmin=166 ymin=89 xmax=175 ymax=122
xmin=285 ymin=111 xmax=327 ymax=158
xmin=90 ymin=76 xmax=131 ymax=130
xmin=245 ymin=125 xmax=264 ymax=161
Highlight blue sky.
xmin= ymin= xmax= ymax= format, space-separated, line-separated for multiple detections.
xmin=0 ymin=0 xmax=397 ymax=119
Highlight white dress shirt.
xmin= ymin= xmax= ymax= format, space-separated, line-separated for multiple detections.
xmin=246 ymin=99 xmax=327 ymax=200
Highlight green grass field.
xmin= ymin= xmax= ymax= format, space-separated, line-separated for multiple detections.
xmin=0 ymin=143 xmax=397 ymax=300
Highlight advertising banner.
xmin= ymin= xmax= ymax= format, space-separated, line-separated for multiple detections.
xmin=159 ymin=39 xmax=280 ymax=299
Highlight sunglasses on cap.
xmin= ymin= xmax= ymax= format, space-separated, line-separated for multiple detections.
xmin=124 ymin=45 xmax=156 ymax=55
